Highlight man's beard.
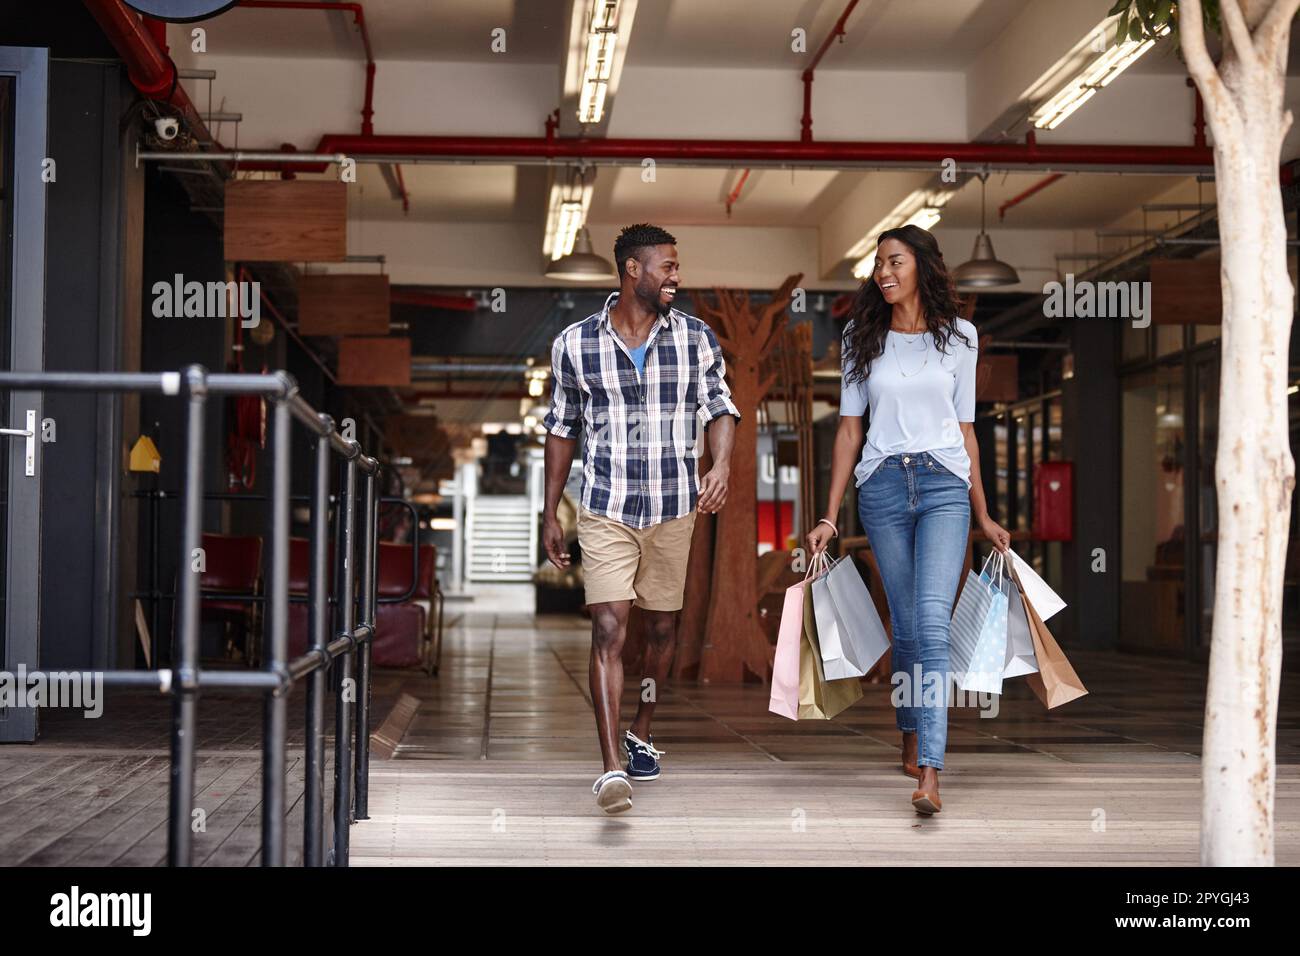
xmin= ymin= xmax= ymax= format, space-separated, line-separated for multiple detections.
xmin=635 ymin=279 xmax=672 ymax=317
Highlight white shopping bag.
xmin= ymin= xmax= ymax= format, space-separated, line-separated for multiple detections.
xmin=1006 ymin=548 xmax=1066 ymax=622
xmin=812 ymin=553 xmax=890 ymax=681
xmin=998 ymin=574 xmax=1039 ymax=678
xmin=810 ymin=554 xmax=861 ymax=680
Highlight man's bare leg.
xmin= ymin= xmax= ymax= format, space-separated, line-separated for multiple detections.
xmin=629 ymin=609 xmax=676 ymax=743
xmin=589 ymin=600 xmax=633 ymax=773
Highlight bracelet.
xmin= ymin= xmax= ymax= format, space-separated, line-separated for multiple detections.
xmin=816 ymin=518 xmax=839 ymax=538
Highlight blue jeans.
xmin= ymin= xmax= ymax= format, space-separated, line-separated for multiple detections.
xmin=857 ymin=452 xmax=970 ymax=770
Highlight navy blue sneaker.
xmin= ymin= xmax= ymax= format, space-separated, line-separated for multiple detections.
xmin=624 ymin=731 xmax=664 ymax=780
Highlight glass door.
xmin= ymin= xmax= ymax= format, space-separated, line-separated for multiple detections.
xmin=1120 ymin=362 xmax=1186 ymax=654
xmin=0 ymin=48 xmax=47 ymax=743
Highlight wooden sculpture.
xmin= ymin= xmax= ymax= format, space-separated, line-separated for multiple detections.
xmin=695 ymin=274 xmax=802 ymax=683
xmin=671 ymin=441 xmax=714 ymax=681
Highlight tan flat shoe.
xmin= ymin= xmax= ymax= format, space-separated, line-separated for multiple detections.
xmin=911 ymin=788 xmax=941 ymax=815
xmin=902 ymin=762 xmax=921 ymax=779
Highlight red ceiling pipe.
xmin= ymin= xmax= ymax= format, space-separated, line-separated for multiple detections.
xmin=82 ymin=0 xmax=213 ymax=142
xmin=239 ymin=1 xmax=375 ymax=135
xmin=295 ymin=133 xmax=1215 ymax=168
xmin=998 ymin=172 xmax=1065 ymax=220
xmin=801 ymin=0 xmax=860 ymax=142
xmin=233 ymin=134 xmax=1215 ymax=175
xmin=391 ymin=290 xmax=478 ymax=311
xmin=725 ymin=168 xmax=750 ymax=216
xmin=142 ymin=15 xmax=168 ymax=55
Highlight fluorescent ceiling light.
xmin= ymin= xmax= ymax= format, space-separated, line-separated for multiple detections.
xmin=1031 ymin=23 xmax=1168 ymax=130
xmin=543 ymin=169 xmax=595 ymax=260
xmin=566 ymin=0 xmax=639 ymax=126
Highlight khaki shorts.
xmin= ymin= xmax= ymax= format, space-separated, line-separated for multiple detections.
xmin=577 ymin=508 xmax=698 ymax=611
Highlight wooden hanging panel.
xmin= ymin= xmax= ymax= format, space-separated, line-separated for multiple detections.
xmin=338 ymin=336 xmax=411 ymax=386
xmin=298 ymin=274 xmax=391 ymax=335
xmin=224 ymin=181 xmax=347 ymax=262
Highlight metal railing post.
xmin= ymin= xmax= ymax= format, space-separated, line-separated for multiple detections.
xmin=331 ymin=454 xmax=357 ymax=866
xmin=304 ymin=418 xmax=332 ymax=867
xmin=260 ymin=388 xmax=291 ymax=866
xmin=354 ymin=468 xmax=377 ymax=819
xmin=168 ymin=365 xmax=207 ymax=867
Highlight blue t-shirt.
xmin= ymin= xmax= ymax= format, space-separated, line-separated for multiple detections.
xmin=629 ymin=341 xmax=649 ymax=375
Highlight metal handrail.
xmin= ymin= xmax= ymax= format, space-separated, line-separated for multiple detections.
xmin=0 ymin=365 xmax=379 ymax=868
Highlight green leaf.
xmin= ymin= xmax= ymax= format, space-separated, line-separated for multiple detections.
xmin=1107 ymin=0 xmax=1131 ymax=15
xmin=1116 ymin=9 xmax=1130 ymax=46
xmin=1135 ymin=0 xmax=1154 ymax=18
xmin=1129 ymin=18 xmax=1144 ymax=41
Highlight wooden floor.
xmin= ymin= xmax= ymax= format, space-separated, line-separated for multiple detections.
xmin=2 ymin=584 xmax=1299 ymax=866
xmin=0 ymin=693 xmax=347 ymax=866
xmin=351 ymin=585 xmax=1300 ymax=866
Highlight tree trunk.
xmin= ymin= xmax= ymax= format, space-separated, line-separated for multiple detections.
xmin=673 ymin=443 xmax=715 ymax=681
xmin=1181 ymin=0 xmax=1298 ymax=865
xmin=696 ymin=277 xmax=802 ymax=682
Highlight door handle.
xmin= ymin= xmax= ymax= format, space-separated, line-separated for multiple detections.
xmin=0 ymin=409 xmax=37 ymax=476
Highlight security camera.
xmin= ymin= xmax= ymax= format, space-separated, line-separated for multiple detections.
xmin=154 ymin=116 xmax=180 ymax=141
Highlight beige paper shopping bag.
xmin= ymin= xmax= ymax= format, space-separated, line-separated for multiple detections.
xmin=1018 ymin=583 xmax=1088 ymax=709
xmin=798 ymin=583 xmax=862 ymax=719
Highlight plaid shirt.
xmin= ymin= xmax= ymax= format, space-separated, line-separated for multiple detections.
xmin=544 ymin=291 xmax=741 ymax=529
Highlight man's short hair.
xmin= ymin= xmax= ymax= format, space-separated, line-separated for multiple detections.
xmin=614 ymin=223 xmax=677 ymax=279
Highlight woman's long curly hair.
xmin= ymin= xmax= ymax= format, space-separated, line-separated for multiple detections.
xmin=842 ymin=224 xmax=973 ymax=385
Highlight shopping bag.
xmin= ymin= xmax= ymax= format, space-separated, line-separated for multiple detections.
xmin=1006 ymin=548 xmax=1066 ymax=622
xmin=812 ymin=554 xmax=890 ymax=680
xmin=999 ymin=570 xmax=1039 ymax=678
xmin=949 ymin=553 xmax=1010 ymax=694
xmin=768 ymin=570 xmax=809 ymax=720
xmin=1020 ymin=592 xmax=1088 ymax=709
xmin=798 ymin=581 xmax=862 ymax=719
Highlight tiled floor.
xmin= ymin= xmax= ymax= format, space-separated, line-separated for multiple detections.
xmin=349 ymin=586 xmax=1300 ymax=866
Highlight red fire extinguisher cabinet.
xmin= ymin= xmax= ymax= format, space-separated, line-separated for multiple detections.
xmin=1034 ymin=460 xmax=1073 ymax=542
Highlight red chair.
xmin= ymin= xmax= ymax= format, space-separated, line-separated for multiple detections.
xmin=287 ymin=537 xmax=335 ymax=660
xmin=373 ymin=542 xmax=434 ymax=669
xmin=197 ymin=532 xmax=262 ymax=664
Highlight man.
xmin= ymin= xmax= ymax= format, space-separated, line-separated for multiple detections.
xmin=542 ymin=223 xmax=738 ymax=814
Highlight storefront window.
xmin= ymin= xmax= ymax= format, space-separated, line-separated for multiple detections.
xmin=1155 ymin=323 xmax=1183 ymax=358
xmin=1121 ymin=321 xmax=1149 ymax=363
xmin=994 ymin=415 xmax=1009 ymax=526
xmin=1120 ymin=363 xmax=1186 ymax=653
xmin=1015 ymin=414 xmax=1029 ymax=533
xmin=1047 ymin=400 xmax=1063 ymax=459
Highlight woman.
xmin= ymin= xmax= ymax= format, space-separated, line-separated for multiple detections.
xmin=806 ymin=224 xmax=1009 ymax=815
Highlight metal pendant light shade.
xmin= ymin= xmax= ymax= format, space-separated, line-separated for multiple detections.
xmin=545 ymin=227 xmax=616 ymax=282
xmin=953 ymin=174 xmax=1020 ymax=290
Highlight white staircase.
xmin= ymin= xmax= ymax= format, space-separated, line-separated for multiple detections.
xmin=465 ymin=495 xmax=536 ymax=582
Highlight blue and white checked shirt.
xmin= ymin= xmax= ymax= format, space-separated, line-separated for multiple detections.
xmin=544 ymin=292 xmax=741 ymax=529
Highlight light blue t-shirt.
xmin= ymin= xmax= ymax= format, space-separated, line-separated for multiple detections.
xmin=629 ymin=341 xmax=649 ymax=375
xmin=839 ymin=317 xmax=979 ymax=488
